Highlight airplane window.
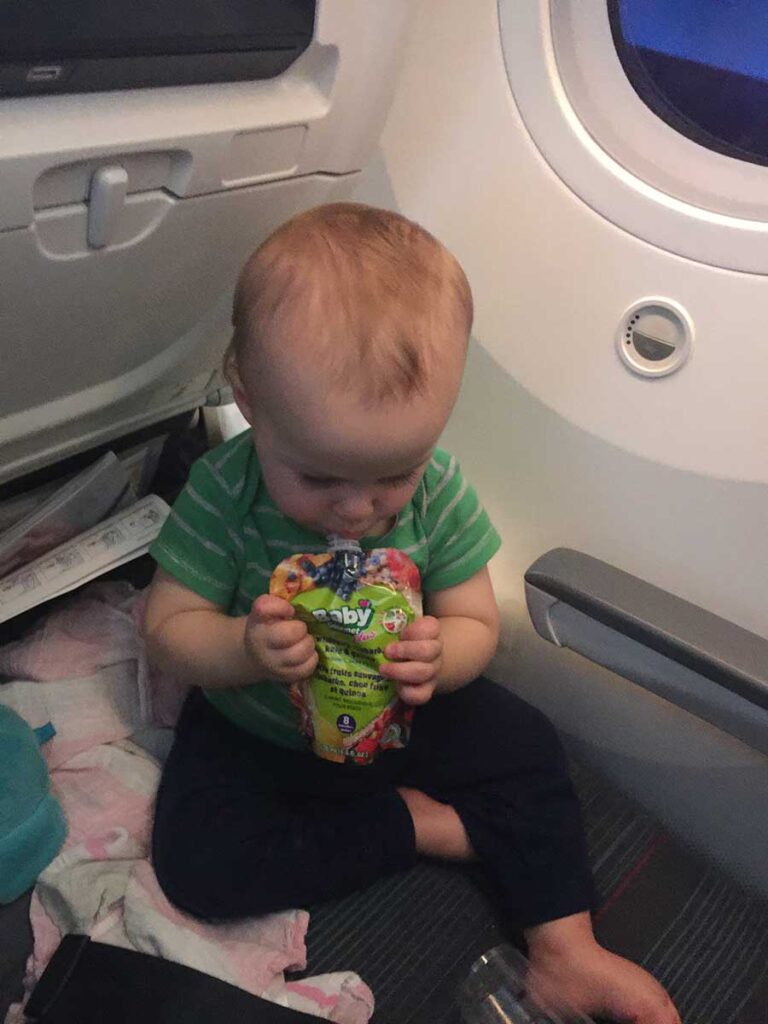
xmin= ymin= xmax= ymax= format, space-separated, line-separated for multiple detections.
xmin=609 ymin=0 xmax=768 ymax=166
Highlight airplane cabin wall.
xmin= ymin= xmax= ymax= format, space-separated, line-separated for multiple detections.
xmin=352 ymin=0 xmax=768 ymax=888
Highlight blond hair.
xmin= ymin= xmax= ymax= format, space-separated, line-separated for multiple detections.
xmin=226 ymin=202 xmax=472 ymax=404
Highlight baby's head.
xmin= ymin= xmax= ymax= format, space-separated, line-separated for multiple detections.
xmin=226 ymin=202 xmax=473 ymax=538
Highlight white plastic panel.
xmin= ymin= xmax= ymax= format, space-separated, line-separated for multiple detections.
xmin=0 ymin=173 xmax=356 ymax=483
xmin=222 ymin=126 xmax=307 ymax=186
xmin=354 ymin=0 xmax=768 ymax=486
xmin=0 ymin=0 xmax=414 ymax=484
xmin=352 ymin=0 xmax=768 ymax=886
xmin=0 ymin=3 xmax=413 ymax=231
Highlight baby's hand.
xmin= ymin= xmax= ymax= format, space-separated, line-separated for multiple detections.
xmin=245 ymin=595 xmax=318 ymax=685
xmin=381 ymin=616 xmax=443 ymax=705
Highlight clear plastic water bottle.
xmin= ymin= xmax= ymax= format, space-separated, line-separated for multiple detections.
xmin=458 ymin=945 xmax=595 ymax=1024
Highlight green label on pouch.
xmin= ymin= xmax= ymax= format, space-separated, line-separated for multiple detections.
xmin=292 ymin=583 xmax=416 ymax=764
xmin=270 ymin=546 xmax=422 ymax=765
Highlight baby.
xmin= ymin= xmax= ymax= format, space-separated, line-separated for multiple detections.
xmin=144 ymin=203 xmax=678 ymax=1024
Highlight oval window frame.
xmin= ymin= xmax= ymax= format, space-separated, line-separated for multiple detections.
xmin=497 ymin=0 xmax=768 ymax=273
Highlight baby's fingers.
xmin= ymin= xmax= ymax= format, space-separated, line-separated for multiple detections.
xmin=278 ymin=635 xmax=317 ymax=668
xmin=380 ymin=660 xmax=436 ymax=685
xmin=276 ymin=648 xmax=318 ymax=684
xmin=399 ymin=616 xmax=440 ymax=642
xmin=266 ymin=618 xmax=309 ymax=650
xmin=383 ymin=639 xmax=441 ymax=663
xmin=250 ymin=594 xmax=295 ymax=625
xmin=293 ymin=654 xmax=319 ymax=681
xmin=396 ymin=679 xmax=436 ymax=706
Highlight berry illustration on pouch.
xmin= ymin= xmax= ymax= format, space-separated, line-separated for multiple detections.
xmin=270 ymin=536 xmax=422 ymax=765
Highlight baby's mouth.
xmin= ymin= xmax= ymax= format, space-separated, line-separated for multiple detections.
xmin=329 ymin=516 xmax=395 ymax=539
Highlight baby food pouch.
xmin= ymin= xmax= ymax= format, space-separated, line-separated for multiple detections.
xmin=270 ymin=538 xmax=422 ymax=765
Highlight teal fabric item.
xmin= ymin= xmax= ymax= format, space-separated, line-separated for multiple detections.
xmin=0 ymin=706 xmax=66 ymax=904
xmin=33 ymin=722 xmax=56 ymax=745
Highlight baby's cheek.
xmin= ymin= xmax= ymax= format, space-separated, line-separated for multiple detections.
xmin=380 ymin=498 xmax=409 ymax=524
xmin=285 ymin=490 xmax=325 ymax=524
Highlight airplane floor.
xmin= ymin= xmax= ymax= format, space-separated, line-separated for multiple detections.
xmin=1 ymin=756 xmax=765 ymax=1023
xmin=300 ymin=759 xmax=768 ymax=1024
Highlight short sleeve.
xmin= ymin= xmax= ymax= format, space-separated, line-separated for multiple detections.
xmin=149 ymin=454 xmax=241 ymax=605
xmin=421 ymin=452 xmax=501 ymax=592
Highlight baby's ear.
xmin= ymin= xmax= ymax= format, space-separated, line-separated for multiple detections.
xmin=223 ymin=344 xmax=254 ymax=425
xmin=232 ymin=381 xmax=254 ymax=426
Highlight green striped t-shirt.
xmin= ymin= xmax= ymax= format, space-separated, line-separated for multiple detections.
xmin=149 ymin=430 xmax=501 ymax=748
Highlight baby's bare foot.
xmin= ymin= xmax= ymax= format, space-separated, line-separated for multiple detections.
xmin=528 ymin=943 xmax=679 ymax=1024
xmin=397 ymin=786 xmax=475 ymax=861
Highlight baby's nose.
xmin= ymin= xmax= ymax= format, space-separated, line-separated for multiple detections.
xmin=335 ymin=489 xmax=374 ymax=520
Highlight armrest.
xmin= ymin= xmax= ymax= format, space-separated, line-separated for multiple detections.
xmin=525 ymin=548 xmax=768 ymax=719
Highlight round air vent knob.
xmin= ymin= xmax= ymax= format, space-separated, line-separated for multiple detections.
xmin=617 ymin=298 xmax=693 ymax=378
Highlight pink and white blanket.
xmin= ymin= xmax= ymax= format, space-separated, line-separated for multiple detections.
xmin=0 ymin=581 xmax=374 ymax=1024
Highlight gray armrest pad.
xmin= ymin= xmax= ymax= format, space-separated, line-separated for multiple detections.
xmin=524 ymin=549 xmax=768 ymax=711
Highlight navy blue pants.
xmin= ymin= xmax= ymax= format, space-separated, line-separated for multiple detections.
xmin=152 ymin=679 xmax=595 ymax=928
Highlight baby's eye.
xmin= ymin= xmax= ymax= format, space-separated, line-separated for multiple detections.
xmin=300 ymin=469 xmax=422 ymax=487
xmin=302 ymin=475 xmax=339 ymax=488
xmin=381 ymin=470 xmax=421 ymax=486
